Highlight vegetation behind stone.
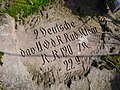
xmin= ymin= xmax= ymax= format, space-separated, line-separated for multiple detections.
xmin=0 ymin=0 xmax=49 ymax=20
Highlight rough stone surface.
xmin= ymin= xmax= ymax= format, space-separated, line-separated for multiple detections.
xmin=69 ymin=67 xmax=115 ymax=90
xmin=0 ymin=0 xmax=120 ymax=90
xmin=0 ymin=14 xmax=35 ymax=90
xmin=15 ymin=2 xmax=102 ymax=89
xmin=88 ymin=67 xmax=114 ymax=90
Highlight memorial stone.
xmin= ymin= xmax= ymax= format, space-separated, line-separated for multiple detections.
xmin=0 ymin=1 xmax=120 ymax=90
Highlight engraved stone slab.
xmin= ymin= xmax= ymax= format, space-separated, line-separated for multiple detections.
xmin=0 ymin=2 xmax=120 ymax=90
xmin=15 ymin=9 xmax=101 ymax=87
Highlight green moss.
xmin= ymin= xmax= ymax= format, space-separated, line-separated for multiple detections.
xmin=92 ymin=46 xmax=120 ymax=71
xmin=101 ymin=55 xmax=120 ymax=72
xmin=93 ymin=55 xmax=120 ymax=71
xmin=0 ymin=0 xmax=49 ymax=19
xmin=0 ymin=7 xmax=4 ymax=16
xmin=0 ymin=51 xmax=4 ymax=66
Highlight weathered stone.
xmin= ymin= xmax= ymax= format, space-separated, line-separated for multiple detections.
xmin=0 ymin=14 xmax=35 ymax=90
xmin=88 ymin=67 xmax=114 ymax=90
xmin=0 ymin=0 xmax=120 ymax=90
xmin=14 ymin=2 xmax=104 ymax=89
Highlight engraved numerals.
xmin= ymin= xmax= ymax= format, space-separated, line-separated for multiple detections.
xmin=63 ymin=58 xmax=75 ymax=71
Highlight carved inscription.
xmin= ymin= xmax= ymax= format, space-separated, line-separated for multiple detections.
xmin=20 ymin=21 xmax=97 ymax=57
xmin=19 ymin=20 xmax=99 ymax=86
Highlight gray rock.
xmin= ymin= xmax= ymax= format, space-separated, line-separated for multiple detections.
xmin=0 ymin=0 xmax=120 ymax=90
xmin=88 ymin=67 xmax=114 ymax=90
xmin=0 ymin=14 xmax=35 ymax=90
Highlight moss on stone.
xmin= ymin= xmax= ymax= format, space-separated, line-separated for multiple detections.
xmin=0 ymin=0 xmax=49 ymax=19
xmin=101 ymin=55 xmax=120 ymax=67
xmin=93 ymin=55 xmax=120 ymax=70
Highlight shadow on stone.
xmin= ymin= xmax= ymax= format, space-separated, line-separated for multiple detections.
xmin=64 ymin=0 xmax=120 ymax=25
xmin=111 ymin=73 xmax=120 ymax=90
xmin=67 ymin=79 xmax=72 ymax=88
xmin=64 ymin=0 xmax=108 ymax=17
